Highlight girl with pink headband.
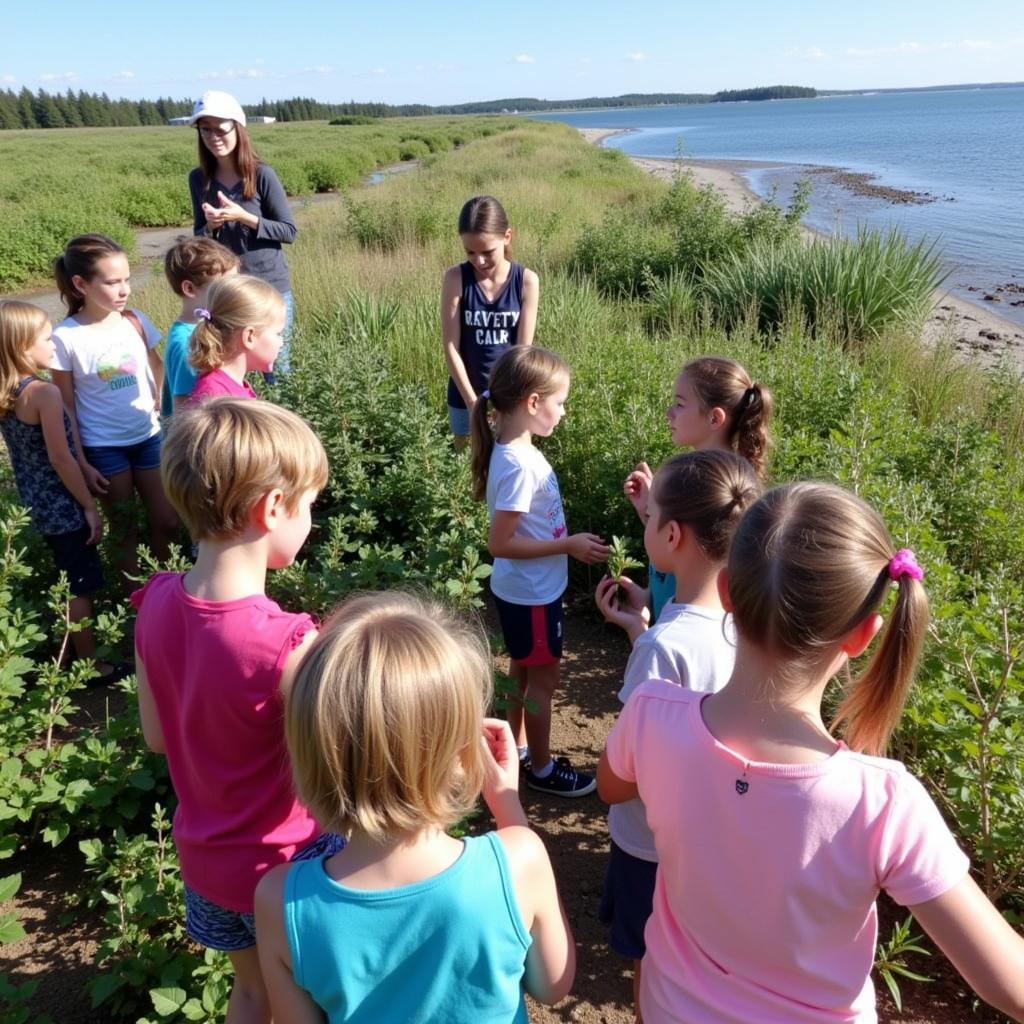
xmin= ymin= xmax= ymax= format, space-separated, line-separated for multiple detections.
xmin=599 ymin=482 xmax=1024 ymax=1023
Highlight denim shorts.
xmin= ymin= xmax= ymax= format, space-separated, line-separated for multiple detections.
xmin=599 ymin=839 xmax=658 ymax=959
xmin=43 ymin=526 xmax=104 ymax=596
xmin=447 ymin=404 xmax=471 ymax=436
xmin=83 ymin=432 xmax=162 ymax=478
xmin=184 ymin=831 xmax=345 ymax=952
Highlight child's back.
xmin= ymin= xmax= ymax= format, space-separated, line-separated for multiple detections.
xmin=132 ymin=571 xmax=318 ymax=910
xmin=608 ymin=681 xmax=966 ymax=1022
xmin=283 ymin=830 xmax=530 ymax=1022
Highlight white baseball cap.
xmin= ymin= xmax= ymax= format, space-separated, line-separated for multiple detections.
xmin=189 ymin=90 xmax=246 ymax=127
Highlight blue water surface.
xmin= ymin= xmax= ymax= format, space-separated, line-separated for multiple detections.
xmin=533 ymin=89 xmax=1024 ymax=326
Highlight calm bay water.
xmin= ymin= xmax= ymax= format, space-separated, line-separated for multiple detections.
xmin=533 ymin=89 xmax=1024 ymax=327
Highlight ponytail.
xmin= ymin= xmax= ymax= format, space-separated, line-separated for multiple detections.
xmin=189 ymin=318 xmax=231 ymax=372
xmin=468 ymin=346 xmax=570 ymax=503
xmin=832 ymin=570 xmax=929 ymax=756
xmin=53 ymin=233 xmax=126 ymax=317
xmin=470 ymin=393 xmax=494 ymax=502
xmin=727 ymin=484 xmax=930 ymax=756
xmin=730 ymin=382 xmax=773 ymax=482
xmin=682 ymin=356 xmax=774 ymax=481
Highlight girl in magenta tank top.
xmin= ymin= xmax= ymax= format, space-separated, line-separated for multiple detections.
xmin=441 ymin=195 xmax=539 ymax=449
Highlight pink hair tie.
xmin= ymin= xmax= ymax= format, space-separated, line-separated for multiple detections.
xmin=195 ymin=307 xmax=212 ymax=321
xmin=888 ymin=548 xmax=924 ymax=582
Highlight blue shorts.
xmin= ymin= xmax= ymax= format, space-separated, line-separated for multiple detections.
xmin=448 ymin=404 xmax=471 ymax=436
xmin=599 ymin=839 xmax=658 ymax=959
xmin=493 ymin=591 xmax=564 ymax=666
xmin=43 ymin=526 xmax=104 ymax=597
xmin=83 ymin=432 xmax=162 ymax=478
xmin=184 ymin=832 xmax=345 ymax=952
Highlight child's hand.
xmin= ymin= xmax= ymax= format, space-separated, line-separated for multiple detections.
xmin=595 ymin=575 xmax=650 ymax=641
xmin=481 ymin=718 xmax=527 ymax=828
xmin=83 ymin=463 xmax=109 ymax=495
xmin=623 ymin=461 xmax=653 ymax=517
xmin=83 ymin=507 xmax=103 ymax=545
xmin=566 ymin=532 xmax=610 ymax=564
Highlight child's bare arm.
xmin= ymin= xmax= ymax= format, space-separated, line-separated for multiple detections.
xmin=488 ymin=510 xmax=608 ymax=563
xmin=278 ymin=628 xmax=319 ymax=700
xmin=596 ymin=748 xmax=639 ymax=804
xmin=911 ymin=875 xmax=1024 ymax=1021
xmin=518 ymin=269 xmax=539 ymax=346
xmin=51 ymin=369 xmax=108 ymax=495
xmin=254 ymin=866 xmax=327 ymax=1023
xmin=441 ymin=268 xmax=476 ymax=409
xmin=135 ymin=653 xmax=165 ymax=754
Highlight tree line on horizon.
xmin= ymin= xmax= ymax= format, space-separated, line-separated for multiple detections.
xmin=0 ymin=85 xmax=817 ymax=131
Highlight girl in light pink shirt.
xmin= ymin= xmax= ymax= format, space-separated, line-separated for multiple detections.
xmin=188 ymin=275 xmax=285 ymax=402
xmin=599 ymin=482 xmax=1024 ymax=1024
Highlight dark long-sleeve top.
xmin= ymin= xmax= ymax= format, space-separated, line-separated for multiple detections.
xmin=188 ymin=163 xmax=296 ymax=294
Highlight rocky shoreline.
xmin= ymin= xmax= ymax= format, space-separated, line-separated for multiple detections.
xmin=577 ymin=128 xmax=1024 ymax=372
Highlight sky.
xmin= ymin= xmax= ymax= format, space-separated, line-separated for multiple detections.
xmin=2 ymin=1 xmax=1023 ymax=105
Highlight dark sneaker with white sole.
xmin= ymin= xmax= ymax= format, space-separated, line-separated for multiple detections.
xmin=526 ymin=756 xmax=597 ymax=798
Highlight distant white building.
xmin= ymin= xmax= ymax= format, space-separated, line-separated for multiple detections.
xmin=168 ymin=117 xmax=191 ymax=126
xmin=249 ymin=116 xmax=276 ymax=124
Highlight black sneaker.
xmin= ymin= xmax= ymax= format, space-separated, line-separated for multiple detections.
xmin=526 ymin=757 xmax=597 ymax=798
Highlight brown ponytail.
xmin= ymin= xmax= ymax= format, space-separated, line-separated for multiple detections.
xmin=652 ymin=450 xmax=762 ymax=560
xmin=683 ymin=356 xmax=774 ymax=481
xmin=727 ymin=483 xmax=929 ymax=755
xmin=54 ymin=234 xmax=126 ymax=316
xmin=469 ymin=346 xmax=570 ymax=502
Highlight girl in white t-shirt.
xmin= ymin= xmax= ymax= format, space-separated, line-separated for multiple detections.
xmin=599 ymin=483 xmax=1024 ymax=1024
xmin=52 ymin=234 xmax=178 ymax=583
xmin=593 ymin=449 xmax=761 ymax=1015
xmin=470 ymin=345 xmax=609 ymax=798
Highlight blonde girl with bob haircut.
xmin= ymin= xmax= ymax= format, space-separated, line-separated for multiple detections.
xmin=134 ymin=398 xmax=337 ymax=1024
xmin=622 ymin=355 xmax=773 ymax=627
xmin=0 ymin=301 xmax=128 ymax=683
xmin=599 ymin=482 xmax=1024 ymax=1023
xmin=471 ymin=346 xmax=608 ymax=798
xmin=188 ymin=275 xmax=285 ymax=403
xmin=255 ymin=590 xmax=576 ymax=1023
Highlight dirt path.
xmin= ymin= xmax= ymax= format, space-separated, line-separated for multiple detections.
xmin=3 ymin=160 xmax=419 ymax=324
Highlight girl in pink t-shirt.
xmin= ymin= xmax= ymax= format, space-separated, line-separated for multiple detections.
xmin=599 ymin=482 xmax=1024 ymax=1024
xmin=188 ymin=275 xmax=285 ymax=402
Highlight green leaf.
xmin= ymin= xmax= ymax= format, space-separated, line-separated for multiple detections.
xmin=150 ymin=986 xmax=187 ymax=1015
xmin=0 ymin=873 xmax=21 ymax=902
xmin=880 ymin=969 xmax=903 ymax=1011
xmin=89 ymin=972 xmax=125 ymax=1008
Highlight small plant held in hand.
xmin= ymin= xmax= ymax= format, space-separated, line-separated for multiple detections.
xmin=874 ymin=915 xmax=931 ymax=1012
xmin=606 ymin=536 xmax=643 ymax=604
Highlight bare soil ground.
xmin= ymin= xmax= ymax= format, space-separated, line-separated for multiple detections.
xmin=0 ymin=600 xmax=1007 ymax=1023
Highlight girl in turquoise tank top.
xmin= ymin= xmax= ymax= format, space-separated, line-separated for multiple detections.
xmin=254 ymin=591 xmax=575 ymax=1023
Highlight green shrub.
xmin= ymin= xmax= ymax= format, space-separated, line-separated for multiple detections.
xmin=397 ymin=139 xmax=430 ymax=161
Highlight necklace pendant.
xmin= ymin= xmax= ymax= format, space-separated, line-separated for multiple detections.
xmin=735 ymin=778 xmax=749 ymax=795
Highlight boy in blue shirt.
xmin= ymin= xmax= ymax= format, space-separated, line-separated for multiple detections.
xmin=162 ymin=238 xmax=238 ymax=419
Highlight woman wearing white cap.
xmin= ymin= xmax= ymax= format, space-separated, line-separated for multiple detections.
xmin=188 ymin=90 xmax=296 ymax=381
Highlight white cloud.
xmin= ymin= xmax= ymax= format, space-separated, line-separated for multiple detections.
xmin=300 ymin=65 xmax=333 ymax=74
xmin=785 ymin=46 xmax=826 ymax=60
xmin=436 ymin=63 xmax=457 ymax=72
xmin=512 ymin=54 xmax=536 ymax=64
xmin=578 ymin=57 xmax=592 ymax=65
xmin=1 ymin=75 xmax=16 ymax=84
xmin=39 ymin=71 xmax=79 ymax=82
xmin=845 ymin=41 xmax=925 ymax=58
xmin=371 ymin=67 xmax=386 ymax=76
xmin=941 ymin=38 xmax=994 ymax=51
xmin=110 ymin=70 xmax=135 ymax=80
xmin=199 ymin=67 xmax=264 ymax=80
xmin=624 ymin=52 xmax=647 ymax=62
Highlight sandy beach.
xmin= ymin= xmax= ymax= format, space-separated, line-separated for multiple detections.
xmin=578 ymin=128 xmax=1024 ymax=370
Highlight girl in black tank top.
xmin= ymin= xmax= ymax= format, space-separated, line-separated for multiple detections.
xmin=441 ymin=196 xmax=539 ymax=448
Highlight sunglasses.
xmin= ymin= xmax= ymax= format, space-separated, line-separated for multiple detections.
xmin=197 ymin=123 xmax=236 ymax=139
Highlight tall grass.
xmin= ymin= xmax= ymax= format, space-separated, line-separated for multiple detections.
xmin=702 ymin=228 xmax=948 ymax=343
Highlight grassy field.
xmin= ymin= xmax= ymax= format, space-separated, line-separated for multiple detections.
xmin=1 ymin=120 xmax=1022 ymax=1021
xmin=0 ymin=115 xmax=519 ymax=290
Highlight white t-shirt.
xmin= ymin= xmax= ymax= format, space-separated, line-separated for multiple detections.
xmin=52 ymin=311 xmax=161 ymax=447
xmin=609 ymin=603 xmax=736 ymax=861
xmin=486 ymin=442 xmax=568 ymax=605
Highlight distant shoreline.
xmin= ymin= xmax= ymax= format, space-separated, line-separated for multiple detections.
xmin=578 ymin=127 xmax=1024 ymax=371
